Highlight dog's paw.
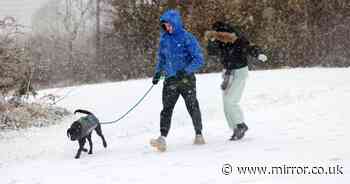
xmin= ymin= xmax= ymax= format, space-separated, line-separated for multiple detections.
xmin=82 ymin=148 xmax=88 ymax=152
xmin=103 ymin=142 xmax=107 ymax=148
xmin=88 ymin=151 xmax=93 ymax=155
xmin=75 ymin=156 xmax=80 ymax=159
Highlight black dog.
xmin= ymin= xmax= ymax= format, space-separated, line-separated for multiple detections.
xmin=67 ymin=109 xmax=107 ymax=159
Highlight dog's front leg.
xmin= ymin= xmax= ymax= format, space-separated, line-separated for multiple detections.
xmin=87 ymin=133 xmax=93 ymax=154
xmin=75 ymin=138 xmax=86 ymax=159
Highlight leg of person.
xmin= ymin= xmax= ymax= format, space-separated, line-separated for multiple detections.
xmin=160 ymin=80 xmax=181 ymax=137
xmin=179 ymin=75 xmax=205 ymax=145
xmin=150 ymin=80 xmax=180 ymax=151
xmin=222 ymin=67 xmax=248 ymax=140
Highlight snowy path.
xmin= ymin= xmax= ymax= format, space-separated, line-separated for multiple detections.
xmin=1 ymin=68 xmax=349 ymax=183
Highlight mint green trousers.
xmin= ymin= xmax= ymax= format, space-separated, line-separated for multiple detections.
xmin=222 ymin=66 xmax=248 ymax=130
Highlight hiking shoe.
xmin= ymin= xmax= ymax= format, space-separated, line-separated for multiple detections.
xmin=193 ymin=134 xmax=206 ymax=145
xmin=230 ymin=123 xmax=248 ymax=141
xmin=238 ymin=123 xmax=248 ymax=132
xmin=150 ymin=136 xmax=167 ymax=152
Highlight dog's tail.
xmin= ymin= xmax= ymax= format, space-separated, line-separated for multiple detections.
xmin=74 ymin=109 xmax=93 ymax=116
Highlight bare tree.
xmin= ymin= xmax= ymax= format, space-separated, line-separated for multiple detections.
xmin=62 ymin=0 xmax=94 ymax=63
xmin=0 ymin=17 xmax=35 ymax=102
xmin=96 ymin=0 xmax=101 ymax=65
xmin=31 ymin=0 xmax=98 ymax=87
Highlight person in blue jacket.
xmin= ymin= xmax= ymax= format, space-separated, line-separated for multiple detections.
xmin=150 ymin=9 xmax=205 ymax=152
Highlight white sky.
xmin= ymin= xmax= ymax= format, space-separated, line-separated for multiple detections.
xmin=0 ymin=0 xmax=50 ymax=25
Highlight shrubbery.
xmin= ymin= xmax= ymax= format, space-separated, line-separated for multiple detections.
xmin=0 ymin=17 xmax=70 ymax=131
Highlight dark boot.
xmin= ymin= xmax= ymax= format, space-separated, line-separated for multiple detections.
xmin=230 ymin=123 xmax=248 ymax=141
xmin=238 ymin=123 xmax=248 ymax=132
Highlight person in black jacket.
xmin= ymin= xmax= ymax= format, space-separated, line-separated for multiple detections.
xmin=205 ymin=21 xmax=267 ymax=140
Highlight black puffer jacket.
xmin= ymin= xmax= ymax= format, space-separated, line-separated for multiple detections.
xmin=207 ymin=22 xmax=261 ymax=70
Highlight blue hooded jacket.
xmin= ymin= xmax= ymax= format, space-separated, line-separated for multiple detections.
xmin=155 ymin=10 xmax=204 ymax=78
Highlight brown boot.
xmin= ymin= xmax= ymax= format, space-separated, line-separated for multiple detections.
xmin=193 ymin=134 xmax=206 ymax=145
xmin=150 ymin=136 xmax=167 ymax=152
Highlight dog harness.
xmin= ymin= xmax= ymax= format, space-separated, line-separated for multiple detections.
xmin=78 ymin=115 xmax=98 ymax=138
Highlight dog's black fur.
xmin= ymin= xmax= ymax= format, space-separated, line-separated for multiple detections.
xmin=67 ymin=109 xmax=107 ymax=159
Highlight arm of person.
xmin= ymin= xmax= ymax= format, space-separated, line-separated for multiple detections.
xmin=155 ymin=39 xmax=165 ymax=74
xmin=241 ymin=37 xmax=268 ymax=62
xmin=184 ymin=33 xmax=205 ymax=74
xmin=153 ymin=43 xmax=165 ymax=85
xmin=247 ymin=45 xmax=268 ymax=62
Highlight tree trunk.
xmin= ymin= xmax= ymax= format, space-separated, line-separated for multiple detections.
xmin=68 ymin=38 xmax=73 ymax=64
xmin=96 ymin=0 xmax=101 ymax=65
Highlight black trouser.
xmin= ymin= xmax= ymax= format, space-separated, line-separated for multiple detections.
xmin=160 ymin=74 xmax=202 ymax=137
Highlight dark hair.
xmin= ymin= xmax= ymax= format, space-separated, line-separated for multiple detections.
xmin=160 ymin=20 xmax=168 ymax=32
xmin=212 ymin=21 xmax=242 ymax=37
xmin=212 ymin=21 xmax=234 ymax=32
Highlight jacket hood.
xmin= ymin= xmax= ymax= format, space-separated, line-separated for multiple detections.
xmin=212 ymin=21 xmax=235 ymax=33
xmin=160 ymin=9 xmax=184 ymax=35
xmin=212 ymin=21 xmax=243 ymax=37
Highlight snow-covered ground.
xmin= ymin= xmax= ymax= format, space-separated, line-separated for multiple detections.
xmin=0 ymin=68 xmax=349 ymax=183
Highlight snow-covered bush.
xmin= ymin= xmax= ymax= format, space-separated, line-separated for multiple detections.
xmin=0 ymin=102 xmax=70 ymax=130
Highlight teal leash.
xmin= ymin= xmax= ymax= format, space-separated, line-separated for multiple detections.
xmin=100 ymin=84 xmax=155 ymax=125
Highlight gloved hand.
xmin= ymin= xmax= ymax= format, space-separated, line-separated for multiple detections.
xmin=221 ymin=81 xmax=229 ymax=90
xmin=258 ymin=54 xmax=268 ymax=62
xmin=152 ymin=72 xmax=161 ymax=85
xmin=221 ymin=70 xmax=231 ymax=90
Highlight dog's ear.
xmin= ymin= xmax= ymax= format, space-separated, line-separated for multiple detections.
xmin=67 ymin=128 xmax=71 ymax=138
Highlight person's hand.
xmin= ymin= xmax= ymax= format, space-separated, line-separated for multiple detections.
xmin=221 ymin=70 xmax=231 ymax=90
xmin=258 ymin=54 xmax=268 ymax=62
xmin=221 ymin=81 xmax=229 ymax=90
xmin=152 ymin=72 xmax=161 ymax=85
